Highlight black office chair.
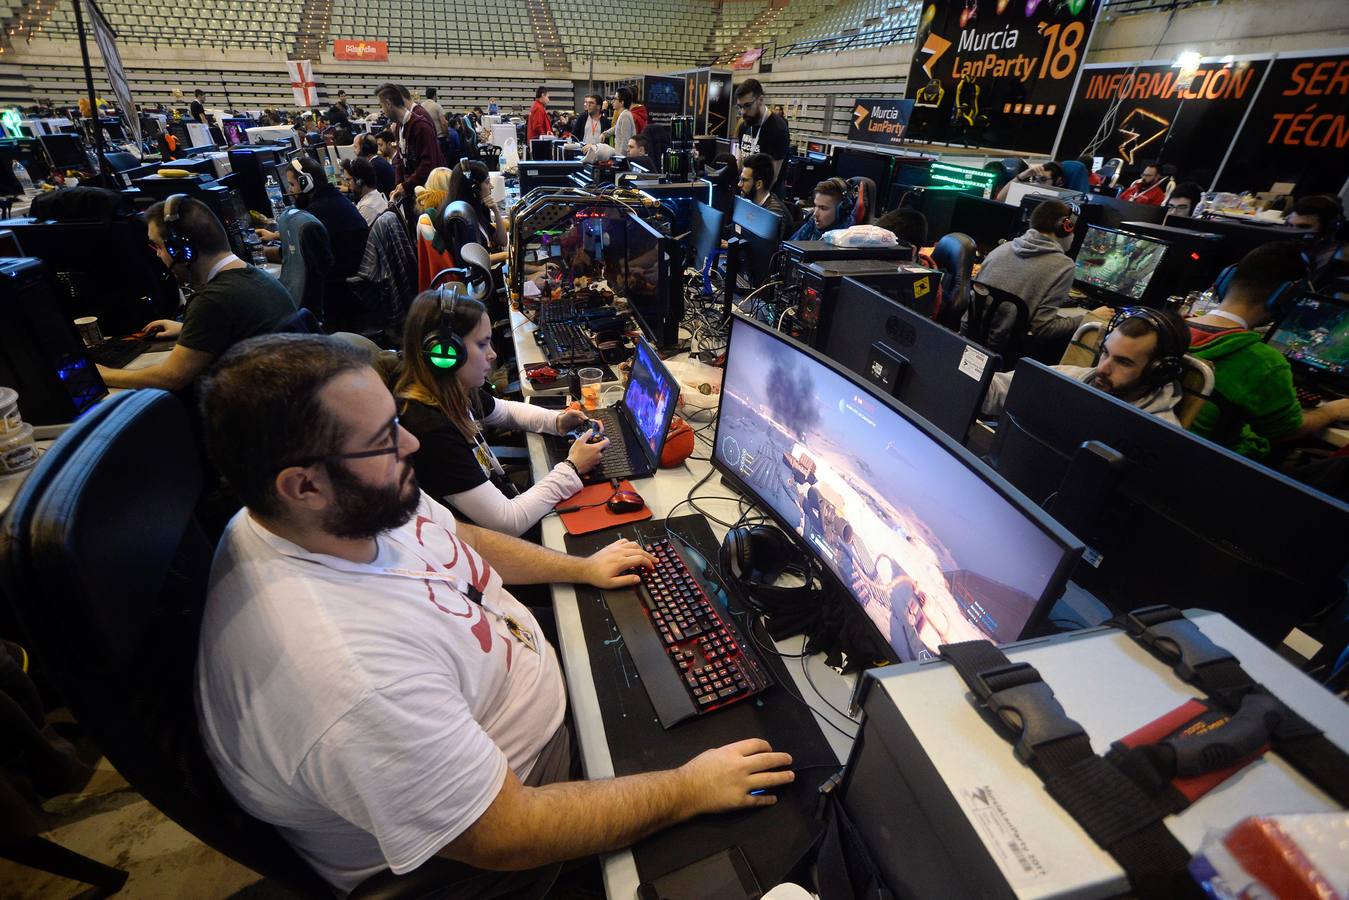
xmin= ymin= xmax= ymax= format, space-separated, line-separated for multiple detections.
xmin=845 ymin=176 xmax=877 ymax=225
xmin=0 ymin=390 xmax=467 ymax=900
xmin=273 ymin=306 xmax=321 ymax=335
xmin=967 ymin=281 xmax=1029 ymax=369
xmin=931 ymin=232 xmax=976 ymax=330
xmin=436 ymin=199 xmax=482 ymax=265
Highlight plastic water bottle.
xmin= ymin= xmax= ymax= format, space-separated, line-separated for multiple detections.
xmin=11 ymin=161 xmax=33 ymax=194
xmin=266 ymin=175 xmax=285 ymax=218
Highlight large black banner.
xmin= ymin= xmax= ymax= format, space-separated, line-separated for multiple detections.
xmin=905 ymin=0 xmax=1101 ymax=153
xmin=1055 ymin=57 xmax=1270 ymax=186
xmin=1218 ymin=52 xmax=1349 ymax=195
xmin=848 ymin=98 xmax=916 ymax=147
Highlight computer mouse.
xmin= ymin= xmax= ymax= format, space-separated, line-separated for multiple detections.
xmin=607 ymin=490 xmax=645 ymax=514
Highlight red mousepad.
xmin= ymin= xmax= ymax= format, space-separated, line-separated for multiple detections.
xmin=556 ymin=480 xmax=651 ymax=535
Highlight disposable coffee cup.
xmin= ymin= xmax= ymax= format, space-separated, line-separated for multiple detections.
xmin=74 ymin=316 xmax=102 ymax=348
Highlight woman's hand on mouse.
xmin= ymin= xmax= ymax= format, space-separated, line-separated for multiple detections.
xmin=555 ymin=408 xmax=594 ymax=435
xmin=567 ymin=432 xmax=609 ymax=474
xmin=581 ymin=538 xmax=655 ymax=588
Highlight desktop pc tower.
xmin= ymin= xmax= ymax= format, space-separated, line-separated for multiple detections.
xmin=777 ymin=255 xmax=943 ymax=348
xmin=0 ymin=258 xmax=107 ymax=425
xmin=0 ymin=216 xmax=180 ymax=336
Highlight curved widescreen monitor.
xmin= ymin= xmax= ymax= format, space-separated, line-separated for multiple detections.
xmin=713 ymin=314 xmax=1082 ymax=662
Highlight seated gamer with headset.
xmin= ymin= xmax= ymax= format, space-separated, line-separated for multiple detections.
xmin=1284 ymin=194 xmax=1346 ymax=288
xmin=445 ymin=160 xmax=509 ymax=266
xmin=1187 ymin=242 xmax=1349 ymax=459
xmin=195 ymin=333 xmax=794 ymax=897
xmin=791 ymin=177 xmax=854 ymax=241
xmin=967 ymin=199 xmax=1112 ymax=353
xmin=395 ymin=288 xmax=609 ymax=537
xmin=625 ymin=133 xmax=657 ymax=172
xmin=257 ymin=157 xmax=369 ymax=275
xmin=97 ymin=195 xmax=295 ymax=391
xmin=981 ymin=307 xmax=1191 ymax=426
xmin=738 ymin=152 xmax=793 ymax=239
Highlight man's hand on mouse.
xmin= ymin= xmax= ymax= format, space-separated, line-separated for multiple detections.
xmin=566 ymin=431 xmax=609 ymax=474
xmin=678 ymin=739 xmax=795 ymax=814
xmin=141 ymin=319 xmax=182 ymax=340
xmin=582 ymin=538 xmax=655 ymax=588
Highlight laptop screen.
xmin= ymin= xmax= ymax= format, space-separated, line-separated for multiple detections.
xmin=624 ymin=337 xmax=679 ymax=462
xmin=1267 ymin=295 xmax=1349 ymax=380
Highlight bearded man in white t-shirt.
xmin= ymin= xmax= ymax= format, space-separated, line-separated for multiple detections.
xmin=194 ymin=334 xmax=794 ymax=896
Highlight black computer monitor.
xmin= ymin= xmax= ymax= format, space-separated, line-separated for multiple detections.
xmin=1085 ymin=193 xmax=1166 ymax=227
xmin=518 ymin=159 xmax=586 ymax=194
xmin=1266 ymin=294 xmax=1349 ymax=392
xmin=715 ymin=314 xmax=1083 ymax=662
xmin=39 ymin=134 xmax=89 ymax=170
xmin=1168 ymin=214 xmax=1314 ymax=265
xmin=833 ymin=147 xmax=891 ymax=191
xmin=824 ymin=278 xmax=999 ymax=443
xmin=1072 ymin=225 xmax=1169 ymax=306
xmin=1116 ymin=220 xmax=1227 ymax=295
xmin=948 ymin=194 xmax=1023 ymax=256
xmin=2 ymin=137 xmax=49 ymax=181
xmin=988 ymin=359 xmax=1349 ymax=643
xmin=688 ymin=200 xmax=724 ymax=271
xmin=168 ymin=121 xmax=191 ymax=148
xmin=636 ymin=181 xmax=713 ymax=236
xmin=730 ymin=195 xmax=784 ymax=289
xmin=98 ymin=118 xmax=126 ymax=142
xmin=619 ymin=212 xmax=683 ymax=350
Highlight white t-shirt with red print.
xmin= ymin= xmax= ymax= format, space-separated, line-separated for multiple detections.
xmin=195 ymin=493 xmax=566 ymax=893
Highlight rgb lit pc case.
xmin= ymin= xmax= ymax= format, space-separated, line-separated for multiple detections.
xmin=0 ymin=258 xmax=107 ymax=425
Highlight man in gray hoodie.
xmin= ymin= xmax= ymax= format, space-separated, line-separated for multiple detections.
xmin=981 ymin=308 xmax=1191 ymax=427
xmin=972 ymin=199 xmax=1110 ymax=352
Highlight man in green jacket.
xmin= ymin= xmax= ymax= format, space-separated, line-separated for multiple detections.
xmin=1186 ymin=242 xmax=1349 ymax=459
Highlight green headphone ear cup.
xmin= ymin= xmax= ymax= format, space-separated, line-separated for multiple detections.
xmin=428 ymin=341 xmax=459 ymax=369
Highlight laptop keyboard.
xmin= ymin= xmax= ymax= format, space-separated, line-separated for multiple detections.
xmin=589 ymin=408 xmax=635 ymax=482
xmin=88 ymin=337 xmax=152 ymax=369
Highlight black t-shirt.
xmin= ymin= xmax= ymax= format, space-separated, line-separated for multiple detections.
xmin=190 ymin=100 xmax=205 ymax=123
xmin=400 ymin=390 xmax=498 ymax=501
xmin=736 ymin=112 xmax=790 ymax=191
xmin=176 ymin=265 xmax=296 ymax=358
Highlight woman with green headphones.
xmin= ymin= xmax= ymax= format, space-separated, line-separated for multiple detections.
xmin=394 ymin=289 xmax=609 ymax=537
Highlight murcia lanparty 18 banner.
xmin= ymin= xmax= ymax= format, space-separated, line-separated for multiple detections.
xmin=905 ymin=0 xmax=1101 ymax=153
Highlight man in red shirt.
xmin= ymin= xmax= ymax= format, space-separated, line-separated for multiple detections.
xmin=1119 ymin=162 xmax=1168 ymax=206
xmin=527 ymin=86 xmax=553 ymax=145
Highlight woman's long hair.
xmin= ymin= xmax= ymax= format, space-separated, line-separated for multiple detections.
xmin=394 ymin=290 xmax=488 ymax=441
xmin=447 ymin=160 xmax=493 ymax=233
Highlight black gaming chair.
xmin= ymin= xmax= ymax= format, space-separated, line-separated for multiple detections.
xmin=845 ymin=176 xmax=877 ymax=225
xmin=931 ymin=232 xmax=976 ymax=330
xmin=967 ymin=281 xmax=1030 ymax=369
xmin=0 ymin=390 xmax=464 ymax=899
xmin=436 ymin=199 xmax=481 ymax=263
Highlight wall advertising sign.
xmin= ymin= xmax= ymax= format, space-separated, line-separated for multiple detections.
xmin=1055 ymin=56 xmax=1270 ymax=185
xmin=334 ymin=40 xmax=389 ymax=62
xmin=1217 ymin=51 xmax=1349 ymax=195
xmin=848 ymin=98 xmax=916 ymax=147
xmin=905 ymin=0 xmax=1101 ymax=153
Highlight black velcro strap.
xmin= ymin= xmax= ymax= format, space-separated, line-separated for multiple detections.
xmin=1109 ymin=607 xmax=1349 ymax=808
xmin=1044 ymin=755 xmax=1167 ymax=847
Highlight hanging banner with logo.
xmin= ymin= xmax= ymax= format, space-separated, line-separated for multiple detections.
xmin=1055 ymin=56 xmax=1270 ymax=185
xmin=334 ymin=39 xmax=389 ymax=62
xmin=287 ymin=59 xmax=318 ymax=108
xmin=905 ymin=0 xmax=1102 ymax=153
xmin=84 ymin=0 xmax=141 ymax=148
xmin=848 ymin=98 xmax=916 ymax=147
xmin=733 ymin=48 xmax=764 ymax=71
xmin=1217 ymin=51 xmax=1349 ymax=195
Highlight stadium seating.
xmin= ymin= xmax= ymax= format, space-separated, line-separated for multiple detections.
xmin=550 ymin=0 xmax=715 ymax=66
xmin=329 ymin=0 xmax=538 ymax=59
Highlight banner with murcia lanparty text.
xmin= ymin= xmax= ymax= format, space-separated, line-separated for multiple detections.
xmin=1055 ymin=56 xmax=1271 ymax=186
xmin=1217 ymin=51 xmax=1349 ymax=195
xmin=905 ymin=0 xmax=1102 ymax=153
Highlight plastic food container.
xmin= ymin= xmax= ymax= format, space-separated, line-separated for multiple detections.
xmin=0 ymin=421 xmax=38 ymax=475
xmin=0 ymin=387 xmax=19 ymax=434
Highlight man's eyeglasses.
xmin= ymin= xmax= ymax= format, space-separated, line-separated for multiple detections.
xmin=280 ymin=416 xmax=402 ymax=471
xmin=736 ymin=99 xmax=761 ymax=112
